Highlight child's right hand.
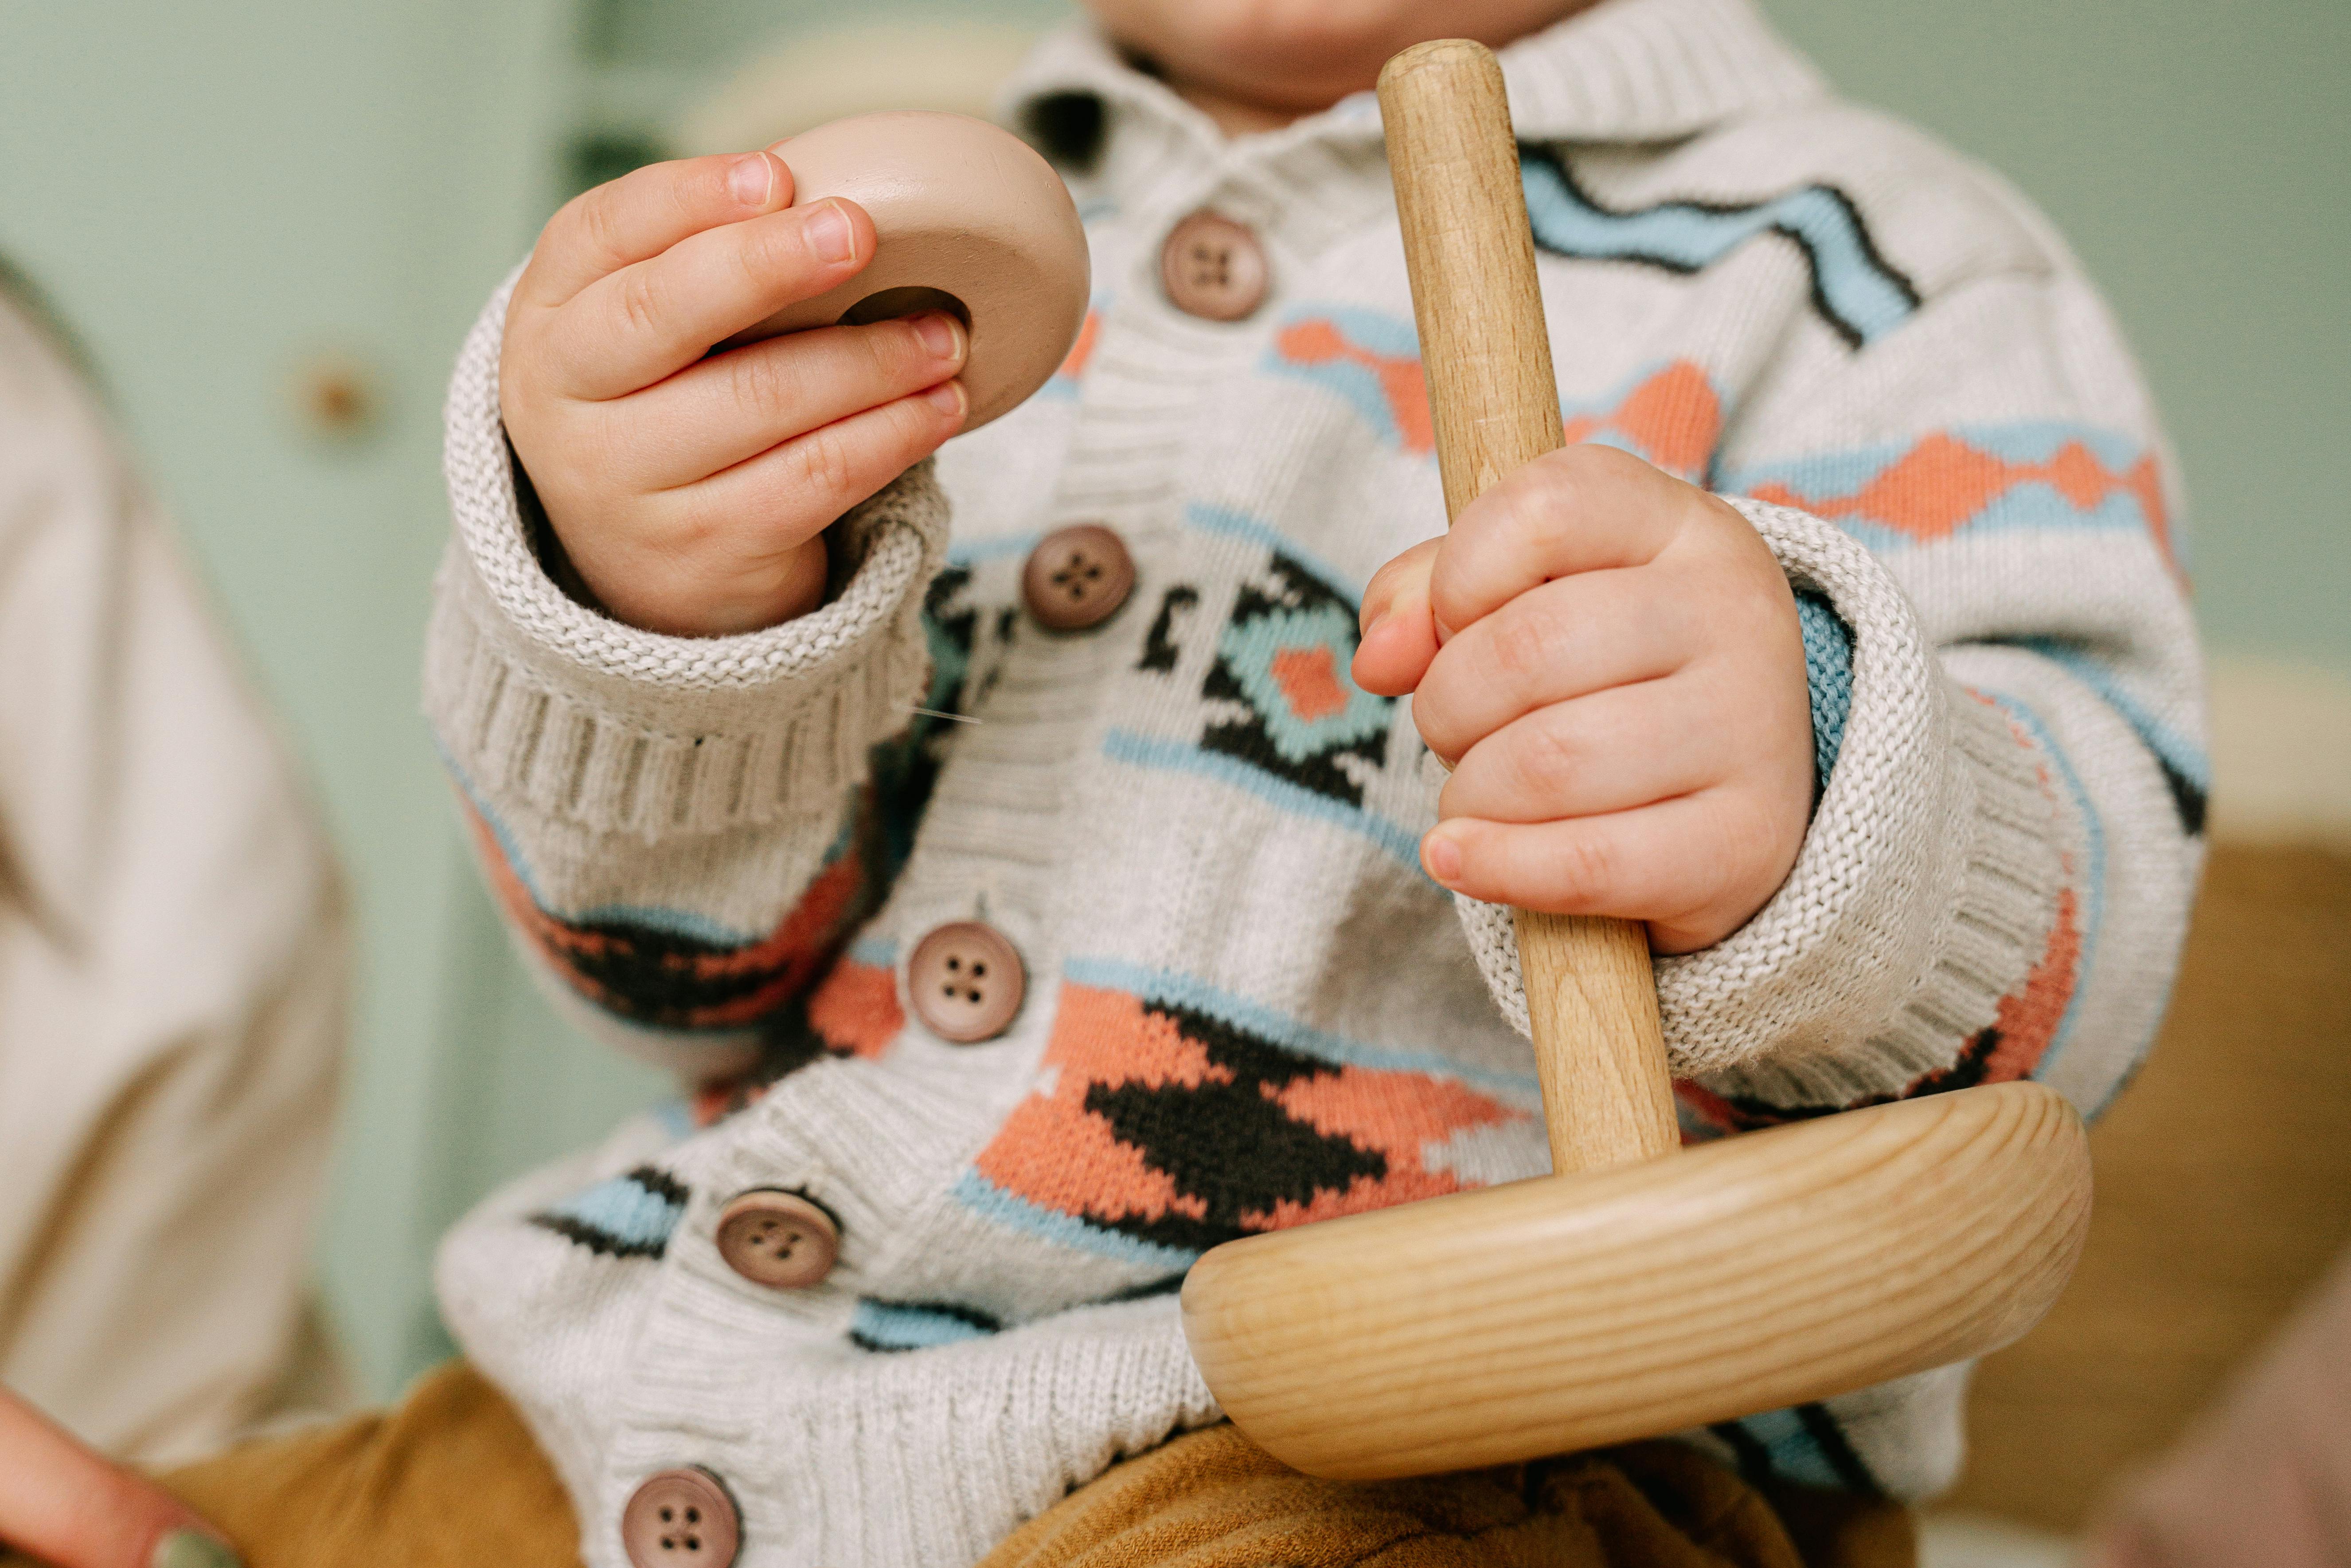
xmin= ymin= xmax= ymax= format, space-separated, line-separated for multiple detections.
xmin=499 ymin=150 xmax=971 ymax=637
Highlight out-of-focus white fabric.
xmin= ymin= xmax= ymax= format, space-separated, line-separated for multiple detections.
xmin=0 ymin=290 xmax=349 ymax=1465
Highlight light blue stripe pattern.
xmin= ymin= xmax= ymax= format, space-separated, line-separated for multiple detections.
xmin=1520 ymin=156 xmax=1917 ymax=347
xmin=951 ymin=1170 xmax=1203 ymax=1271
xmin=2015 ymin=639 xmax=2209 ymax=792
xmin=850 ymin=1299 xmax=998 ymax=1350
xmin=1100 ymin=728 xmax=1422 ymax=865
xmin=1732 ymin=1408 xmax=1848 ymax=1490
xmin=1830 ymin=491 xmax=2152 ymax=557
xmin=540 ymin=1172 xmax=685 ymax=1252
xmin=1059 ymin=956 xmax=1542 ymax=1101
xmin=946 ymin=532 xmax=1043 ymax=567
xmin=845 ymin=934 xmax=898 ymax=968
xmin=1182 ymin=503 xmax=1364 ymax=602
xmin=1260 ymin=304 xmax=1426 ymax=452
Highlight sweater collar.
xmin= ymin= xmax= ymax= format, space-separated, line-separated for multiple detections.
xmin=998 ymin=0 xmax=1825 ymax=161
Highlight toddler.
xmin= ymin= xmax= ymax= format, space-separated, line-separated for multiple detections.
xmin=157 ymin=0 xmax=2204 ymax=1564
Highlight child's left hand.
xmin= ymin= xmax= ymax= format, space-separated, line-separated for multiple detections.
xmin=1354 ymin=445 xmax=1814 ymax=956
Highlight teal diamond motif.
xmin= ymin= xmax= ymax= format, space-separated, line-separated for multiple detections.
xmin=1216 ymin=604 xmax=1391 ymax=766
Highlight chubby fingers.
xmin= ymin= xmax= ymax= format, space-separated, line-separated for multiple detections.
xmin=1352 ymin=537 xmax=1442 ymax=696
xmin=0 ymin=1387 xmax=238 ymax=1568
xmin=686 ymin=378 xmax=967 ymax=539
xmin=1435 ymin=672 xmax=1746 ymax=823
xmin=543 ymin=196 xmax=878 ymax=400
xmin=1430 ymin=444 xmax=1699 ymax=640
xmin=520 ymin=151 xmax=798 ymax=307
xmin=1419 ymin=788 xmax=1800 ymax=955
xmin=607 ymin=379 xmax=968 ymax=636
xmin=612 ymin=311 xmax=967 ymax=487
xmin=1408 ymin=568 xmax=1693 ymax=764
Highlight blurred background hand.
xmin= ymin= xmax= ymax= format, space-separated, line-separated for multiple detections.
xmin=0 ymin=1387 xmax=238 ymax=1568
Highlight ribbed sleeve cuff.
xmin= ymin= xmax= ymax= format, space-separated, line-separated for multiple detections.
xmin=1454 ymin=499 xmax=2064 ymax=1099
xmin=426 ymin=271 xmax=950 ymax=840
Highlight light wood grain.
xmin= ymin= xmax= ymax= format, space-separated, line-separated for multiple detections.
xmin=1517 ymin=912 xmax=1679 ymax=1174
xmin=1382 ymin=38 xmax=1562 ymax=521
xmin=1384 ymin=36 xmax=1678 ymax=1176
xmin=1185 ymin=1081 xmax=2093 ymax=1479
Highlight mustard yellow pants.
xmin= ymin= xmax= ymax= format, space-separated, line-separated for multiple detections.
xmin=129 ymin=1363 xmax=1911 ymax=1568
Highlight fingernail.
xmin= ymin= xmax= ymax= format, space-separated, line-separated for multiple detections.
xmin=153 ymin=1530 xmax=243 ymax=1568
xmin=804 ymin=201 xmax=856 ymax=265
xmin=727 ymin=152 xmax=775 ymax=208
xmin=924 ymin=380 xmax=968 ymax=420
xmin=1360 ymin=607 xmax=1391 ymax=643
xmin=1422 ymin=831 xmax=1463 ymax=883
xmin=911 ymin=312 xmax=965 ymax=362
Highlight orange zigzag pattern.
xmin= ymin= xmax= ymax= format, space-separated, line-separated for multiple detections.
xmin=1746 ymin=432 xmax=2173 ymax=566
xmin=1560 ymin=360 xmax=1720 ymax=481
xmin=1272 ymin=318 xmax=1435 ymax=454
xmin=1272 ymin=321 xmax=1722 ymax=481
xmin=975 ymin=983 xmax=1517 ymax=1235
xmin=465 ymin=804 xmax=865 ymax=1031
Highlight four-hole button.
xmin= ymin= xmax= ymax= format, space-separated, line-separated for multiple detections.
xmin=1022 ymin=523 xmax=1134 ymax=631
xmin=715 ymin=1190 xmax=840 ymax=1291
xmin=907 ymin=921 xmax=1027 ymax=1043
xmin=1160 ymin=211 xmax=1269 ymax=322
xmin=621 ymin=1467 xmax=741 ymax=1568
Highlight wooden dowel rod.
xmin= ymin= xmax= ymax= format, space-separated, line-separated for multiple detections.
xmin=1379 ymin=39 xmax=1679 ymax=1174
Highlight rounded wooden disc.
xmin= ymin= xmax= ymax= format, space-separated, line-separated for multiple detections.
xmin=727 ymin=111 xmax=1090 ymax=433
xmin=1180 ymin=1080 xmax=2093 ymax=1480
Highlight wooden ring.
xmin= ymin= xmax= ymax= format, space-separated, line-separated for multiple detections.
xmin=1181 ymin=1081 xmax=2092 ymax=1479
xmin=730 ymin=112 xmax=1090 ymax=433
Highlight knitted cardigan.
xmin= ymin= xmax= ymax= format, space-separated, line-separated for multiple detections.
xmin=426 ymin=0 xmax=2204 ymax=1561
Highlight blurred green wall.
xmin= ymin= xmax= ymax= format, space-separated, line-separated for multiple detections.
xmin=0 ymin=0 xmax=2340 ymax=1399
xmin=1767 ymin=0 xmax=2351 ymax=669
xmin=0 ymin=0 xmax=637 ymax=1396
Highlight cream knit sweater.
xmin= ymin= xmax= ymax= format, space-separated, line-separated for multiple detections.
xmin=426 ymin=0 xmax=2204 ymax=1561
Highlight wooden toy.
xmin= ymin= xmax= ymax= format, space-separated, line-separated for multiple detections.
xmin=1177 ymin=39 xmax=2095 ymax=1482
xmin=728 ymin=111 xmax=1090 ymax=432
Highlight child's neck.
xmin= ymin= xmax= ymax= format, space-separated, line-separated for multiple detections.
xmin=1172 ymin=79 xmax=1319 ymax=139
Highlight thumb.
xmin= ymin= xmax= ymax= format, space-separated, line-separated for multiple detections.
xmin=1352 ymin=535 xmax=1443 ymax=697
xmin=0 ymin=1388 xmax=240 ymax=1568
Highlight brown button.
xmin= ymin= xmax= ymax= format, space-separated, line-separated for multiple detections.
xmin=621 ymin=1467 xmax=740 ymax=1568
xmin=907 ymin=921 xmax=1026 ymax=1042
xmin=715 ymin=1190 xmax=840 ymax=1290
xmin=1160 ymin=212 xmax=1268 ymax=321
xmin=1023 ymin=524 xmax=1135 ymax=631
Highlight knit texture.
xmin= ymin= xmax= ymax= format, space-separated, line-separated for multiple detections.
xmin=427 ymin=1 xmax=2205 ymax=1563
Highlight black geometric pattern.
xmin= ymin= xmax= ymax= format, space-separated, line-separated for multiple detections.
xmin=1137 ymin=585 xmax=1200 ymax=672
xmin=1079 ymin=1002 xmax=1390 ymax=1256
xmin=1199 ymin=553 xmax=1394 ymax=808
